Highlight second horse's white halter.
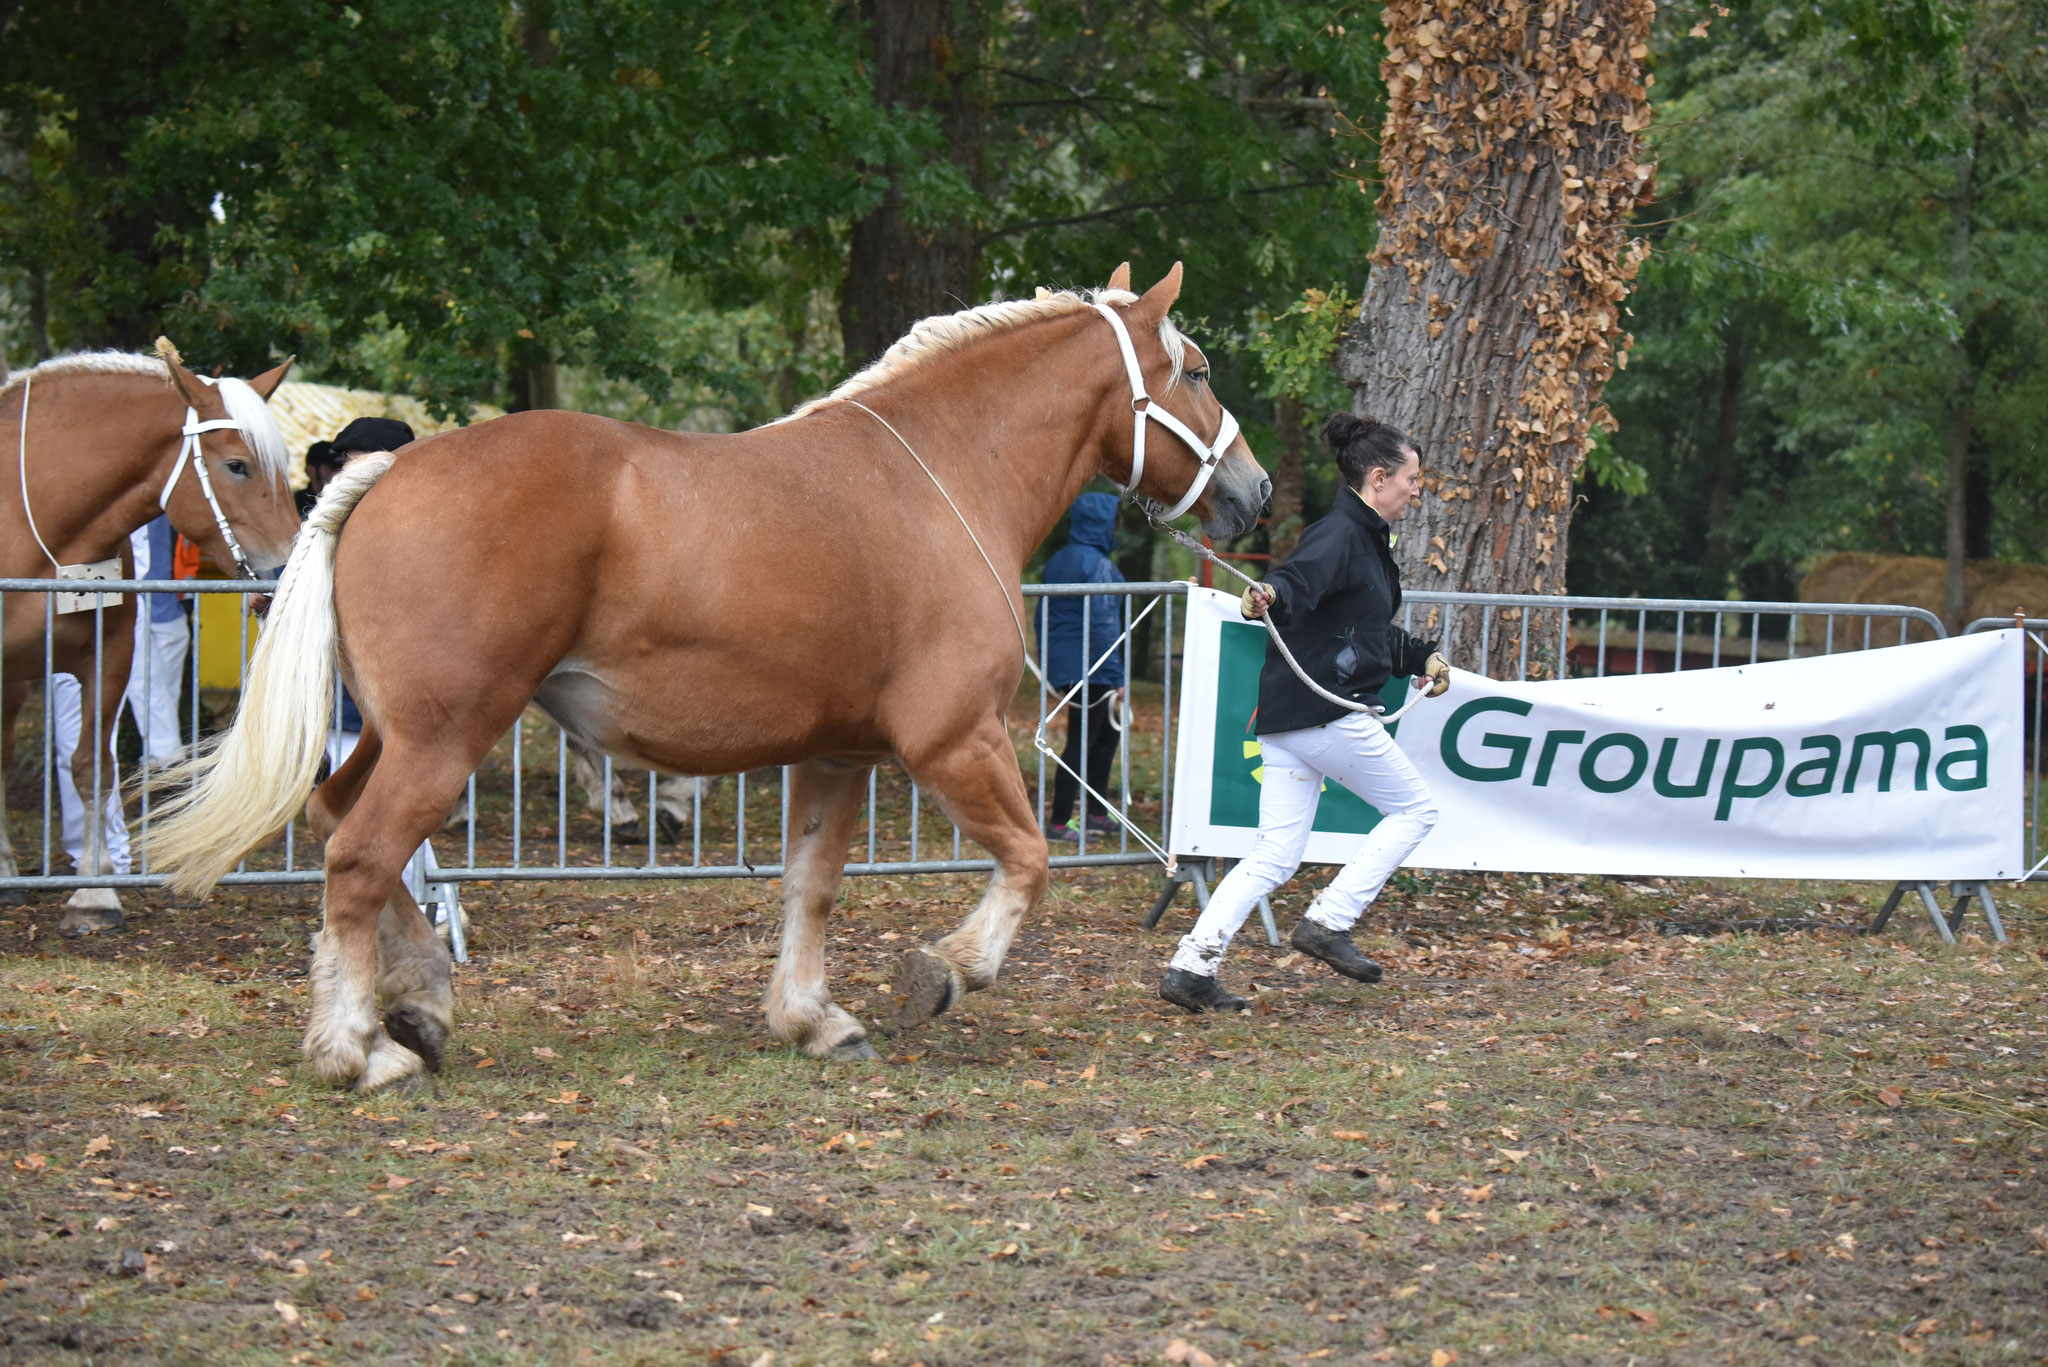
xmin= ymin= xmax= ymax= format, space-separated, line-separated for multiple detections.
xmin=1090 ymin=301 xmax=1241 ymax=524
xmin=159 ymin=382 xmax=258 ymax=579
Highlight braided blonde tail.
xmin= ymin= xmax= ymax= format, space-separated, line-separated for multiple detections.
xmin=144 ymin=453 xmax=397 ymax=894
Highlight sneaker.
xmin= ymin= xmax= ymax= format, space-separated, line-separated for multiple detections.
xmin=1083 ymin=812 xmax=1120 ymax=834
xmin=1045 ymin=822 xmax=1080 ymax=842
xmin=1288 ymin=918 xmax=1384 ymax=984
xmin=1159 ymin=968 xmax=1250 ymax=1014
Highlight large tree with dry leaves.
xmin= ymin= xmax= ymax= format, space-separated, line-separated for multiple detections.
xmin=1336 ymin=0 xmax=1656 ymax=668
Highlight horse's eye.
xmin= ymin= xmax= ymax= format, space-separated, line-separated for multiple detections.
xmin=1188 ymin=368 xmax=1209 ymax=387
xmin=225 ymin=459 xmax=250 ymax=478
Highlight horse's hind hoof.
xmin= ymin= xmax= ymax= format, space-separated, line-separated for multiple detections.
xmin=59 ymin=896 xmax=123 ymax=937
xmin=889 ymin=949 xmax=959 ymax=1030
xmin=826 ymin=1034 xmax=881 ymax=1063
xmin=383 ymin=1005 xmax=448 ymax=1074
xmin=655 ymin=809 xmax=685 ymax=845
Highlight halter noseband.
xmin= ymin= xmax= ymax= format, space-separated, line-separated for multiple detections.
xmin=159 ymin=399 xmax=258 ymax=580
xmin=1090 ymin=302 xmax=1242 ymax=524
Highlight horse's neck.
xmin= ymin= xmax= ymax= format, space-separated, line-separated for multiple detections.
xmin=5 ymin=373 xmax=179 ymax=571
xmin=832 ymin=319 xmax=1120 ymax=571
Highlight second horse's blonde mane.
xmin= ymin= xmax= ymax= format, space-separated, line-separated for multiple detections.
xmin=786 ymin=286 xmax=1186 ymax=422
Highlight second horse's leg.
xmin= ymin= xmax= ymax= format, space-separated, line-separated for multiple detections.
xmin=763 ymin=759 xmax=876 ymax=1061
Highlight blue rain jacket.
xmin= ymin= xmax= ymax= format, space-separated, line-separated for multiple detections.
xmin=1040 ymin=493 xmax=1127 ymax=688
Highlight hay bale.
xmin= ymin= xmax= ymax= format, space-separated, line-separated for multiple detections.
xmin=267 ymin=382 xmax=503 ymax=489
xmin=1800 ymin=551 xmax=2048 ymax=641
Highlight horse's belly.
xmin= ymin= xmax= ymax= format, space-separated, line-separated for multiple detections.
xmin=530 ymin=657 xmax=881 ymax=775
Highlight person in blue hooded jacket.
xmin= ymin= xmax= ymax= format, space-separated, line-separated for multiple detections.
xmin=1039 ymin=492 xmax=1127 ymax=841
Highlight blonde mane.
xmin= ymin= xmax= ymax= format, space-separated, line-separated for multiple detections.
xmin=1 ymin=350 xmax=292 ymax=487
xmin=787 ymin=286 xmax=1188 ymax=421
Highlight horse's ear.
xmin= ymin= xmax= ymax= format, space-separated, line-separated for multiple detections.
xmin=1106 ymin=261 xmax=1131 ymax=292
xmin=248 ymin=356 xmax=295 ymax=400
xmin=1133 ymin=261 xmax=1183 ymax=320
xmin=154 ymin=337 xmax=207 ymax=409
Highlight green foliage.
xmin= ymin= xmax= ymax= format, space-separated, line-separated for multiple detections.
xmin=1575 ymin=0 xmax=2048 ymax=600
xmin=1244 ymin=285 xmax=1357 ymax=406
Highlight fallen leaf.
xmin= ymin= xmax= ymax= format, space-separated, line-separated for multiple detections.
xmin=1461 ymin=1183 xmax=1494 ymax=1203
xmin=1078 ymin=1064 xmax=1096 ymax=1081
xmin=83 ymin=1135 xmax=112 ymax=1157
xmin=560 ymin=1231 xmax=599 ymax=1245
xmin=1181 ymin=1154 xmax=1227 ymax=1170
xmin=1497 ymin=1148 xmax=1532 ymax=1163
xmin=273 ymin=1300 xmax=300 ymax=1326
xmin=531 ymin=1047 xmax=557 ymax=1060
xmin=1628 ymin=1308 xmax=1659 ymax=1327
xmin=1332 ymin=1130 xmax=1371 ymax=1141
xmin=1878 ymin=1086 xmax=1904 ymax=1109
xmin=1433 ymin=1350 xmax=1458 ymax=1366
xmin=382 ymin=1174 xmax=413 ymax=1190
xmin=988 ymin=1242 xmax=1019 ymax=1260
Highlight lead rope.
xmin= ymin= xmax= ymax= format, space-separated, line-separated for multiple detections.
xmin=1153 ymin=521 xmax=1437 ymax=725
xmin=16 ymin=376 xmax=64 ymax=571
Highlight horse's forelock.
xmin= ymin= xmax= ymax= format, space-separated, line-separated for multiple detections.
xmin=209 ymin=375 xmax=291 ymax=487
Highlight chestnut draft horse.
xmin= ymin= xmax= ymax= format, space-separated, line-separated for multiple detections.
xmin=0 ymin=348 xmax=301 ymax=933
xmin=147 ymin=264 xmax=1269 ymax=1092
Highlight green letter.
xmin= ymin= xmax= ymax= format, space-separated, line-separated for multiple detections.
xmin=1440 ymin=697 xmax=1533 ymax=782
xmin=1716 ymin=737 xmax=1785 ymax=820
xmin=1845 ymin=729 xmax=1931 ymax=793
xmin=1936 ymin=725 xmax=1989 ymax=792
xmin=1532 ymin=730 xmax=1587 ymax=786
xmin=1580 ymin=733 xmax=1649 ymax=794
xmin=1785 ymin=736 xmax=1840 ymax=797
xmin=1652 ymin=737 xmax=1721 ymax=798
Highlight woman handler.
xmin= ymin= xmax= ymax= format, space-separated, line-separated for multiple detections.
xmin=1160 ymin=414 xmax=1451 ymax=1013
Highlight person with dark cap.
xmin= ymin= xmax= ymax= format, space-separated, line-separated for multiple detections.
xmin=310 ymin=418 xmax=414 ymax=758
xmin=1039 ymin=492 xmax=1128 ymax=842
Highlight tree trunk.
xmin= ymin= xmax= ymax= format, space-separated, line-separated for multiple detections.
xmin=1268 ymin=393 xmax=1307 ymax=564
xmin=1701 ymin=328 xmax=1744 ymax=592
xmin=1335 ymin=0 xmax=1654 ymax=676
xmin=840 ymin=0 xmax=985 ymax=370
xmin=1942 ymin=116 xmax=1981 ymax=636
xmin=507 ymin=337 xmax=558 ymax=412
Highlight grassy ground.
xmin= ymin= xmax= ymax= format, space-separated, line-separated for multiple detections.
xmin=0 ymin=866 xmax=2043 ymax=1366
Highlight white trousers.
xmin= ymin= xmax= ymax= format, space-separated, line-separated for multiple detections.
xmin=52 ymin=674 xmax=132 ymax=876
xmin=1170 ymin=710 xmax=1437 ymax=976
xmin=123 ymin=610 xmax=190 ymax=766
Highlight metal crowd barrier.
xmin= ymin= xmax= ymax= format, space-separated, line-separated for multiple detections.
xmin=1 ymin=577 xmax=2018 ymax=920
xmin=1965 ymin=616 xmax=2043 ymax=881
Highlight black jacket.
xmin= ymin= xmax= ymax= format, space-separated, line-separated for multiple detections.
xmin=1253 ymin=492 xmax=1438 ymax=735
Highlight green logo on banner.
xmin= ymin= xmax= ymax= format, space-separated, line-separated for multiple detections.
xmin=1208 ymin=620 xmax=1409 ymax=832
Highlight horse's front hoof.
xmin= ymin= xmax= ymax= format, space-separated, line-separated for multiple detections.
xmin=890 ymin=949 xmax=960 ymax=1030
xmin=655 ymin=809 xmax=685 ymax=845
xmin=825 ymin=1033 xmax=881 ymax=1063
xmin=383 ymin=1005 xmax=448 ymax=1074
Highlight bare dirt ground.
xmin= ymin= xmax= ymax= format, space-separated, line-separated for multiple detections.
xmin=1 ymin=865 xmax=2043 ymax=1367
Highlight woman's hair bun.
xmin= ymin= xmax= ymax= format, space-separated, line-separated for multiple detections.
xmin=1322 ymin=412 xmax=1369 ymax=448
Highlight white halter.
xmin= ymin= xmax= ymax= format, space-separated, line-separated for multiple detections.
xmin=159 ymin=386 xmax=257 ymax=579
xmin=1090 ymin=302 xmax=1242 ymax=523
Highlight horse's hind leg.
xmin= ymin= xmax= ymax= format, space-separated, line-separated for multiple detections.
xmin=764 ymin=759 xmax=875 ymax=1060
xmin=889 ymin=717 xmax=1050 ymax=1029
xmin=301 ymin=723 xmax=451 ymax=1074
xmin=305 ymin=739 xmax=470 ymax=1091
xmin=0 ymin=681 xmax=27 ymax=895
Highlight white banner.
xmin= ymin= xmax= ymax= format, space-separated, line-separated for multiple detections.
xmin=1169 ymin=587 xmax=2024 ymax=880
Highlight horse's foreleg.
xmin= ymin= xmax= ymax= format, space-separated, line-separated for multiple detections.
xmin=763 ymin=759 xmax=874 ymax=1061
xmin=890 ymin=719 xmax=1050 ymax=1029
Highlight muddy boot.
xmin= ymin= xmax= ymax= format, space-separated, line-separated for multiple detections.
xmin=1289 ymin=918 xmax=1382 ymax=984
xmin=1159 ymin=968 xmax=1249 ymax=1014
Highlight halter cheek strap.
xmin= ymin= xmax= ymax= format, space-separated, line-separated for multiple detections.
xmin=160 ymin=408 xmax=256 ymax=579
xmin=1090 ymin=302 xmax=1243 ymax=524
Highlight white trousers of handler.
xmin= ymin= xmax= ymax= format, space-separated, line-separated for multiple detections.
xmin=51 ymin=674 xmax=133 ymax=876
xmin=123 ymin=611 xmax=190 ymax=767
xmin=1170 ymin=710 xmax=1437 ymax=977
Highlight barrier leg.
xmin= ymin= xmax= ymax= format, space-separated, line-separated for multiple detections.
xmin=1915 ymin=881 xmax=1955 ymax=945
xmin=1867 ymin=883 xmax=1908 ymax=935
xmin=1256 ymin=894 xmax=1280 ymax=948
xmin=1949 ymin=880 xmax=2006 ymax=944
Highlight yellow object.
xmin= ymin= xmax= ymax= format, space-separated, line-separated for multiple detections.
xmin=195 ymin=592 xmax=259 ymax=690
